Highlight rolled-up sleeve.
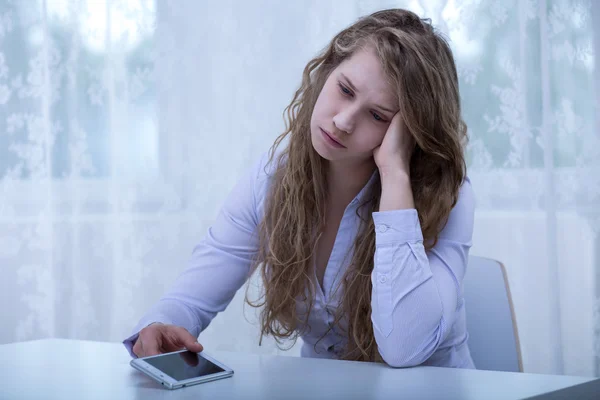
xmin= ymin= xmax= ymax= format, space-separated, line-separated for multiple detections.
xmin=123 ymin=153 xmax=269 ymax=358
xmin=370 ymin=177 xmax=475 ymax=367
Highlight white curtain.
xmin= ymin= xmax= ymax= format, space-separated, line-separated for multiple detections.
xmin=1 ymin=0 xmax=598 ymax=377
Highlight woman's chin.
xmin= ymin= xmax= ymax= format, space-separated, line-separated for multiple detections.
xmin=311 ymin=136 xmax=332 ymax=160
xmin=312 ymin=142 xmax=336 ymax=161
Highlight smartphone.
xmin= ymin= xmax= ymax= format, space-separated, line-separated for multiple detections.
xmin=130 ymin=349 xmax=234 ymax=390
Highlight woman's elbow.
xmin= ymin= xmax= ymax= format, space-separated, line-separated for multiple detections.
xmin=377 ymin=325 xmax=444 ymax=368
xmin=380 ymin=348 xmax=433 ymax=368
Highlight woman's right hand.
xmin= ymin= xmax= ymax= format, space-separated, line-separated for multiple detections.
xmin=132 ymin=322 xmax=204 ymax=358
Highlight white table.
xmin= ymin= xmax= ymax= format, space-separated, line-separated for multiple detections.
xmin=0 ymin=339 xmax=596 ymax=400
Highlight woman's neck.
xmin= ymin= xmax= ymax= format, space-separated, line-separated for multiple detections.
xmin=326 ymin=158 xmax=377 ymax=207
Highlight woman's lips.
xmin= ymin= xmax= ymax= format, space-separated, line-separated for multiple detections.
xmin=320 ymin=128 xmax=346 ymax=148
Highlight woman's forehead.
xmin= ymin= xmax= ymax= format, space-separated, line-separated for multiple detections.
xmin=337 ymin=48 xmax=397 ymax=105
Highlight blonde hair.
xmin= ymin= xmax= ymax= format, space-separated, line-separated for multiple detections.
xmin=247 ymin=8 xmax=467 ymax=362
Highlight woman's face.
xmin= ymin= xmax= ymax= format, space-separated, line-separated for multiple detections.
xmin=310 ymin=46 xmax=399 ymax=165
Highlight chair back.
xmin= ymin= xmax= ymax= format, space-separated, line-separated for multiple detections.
xmin=464 ymin=256 xmax=523 ymax=372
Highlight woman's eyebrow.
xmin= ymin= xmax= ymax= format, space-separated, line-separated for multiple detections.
xmin=340 ymin=72 xmax=361 ymax=93
xmin=340 ymin=73 xmax=395 ymax=114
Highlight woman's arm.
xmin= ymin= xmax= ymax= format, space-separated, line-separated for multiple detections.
xmin=370 ymin=177 xmax=475 ymax=367
xmin=122 ymin=153 xmax=269 ymax=357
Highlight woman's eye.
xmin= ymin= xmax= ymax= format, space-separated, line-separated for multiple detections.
xmin=338 ymin=83 xmax=352 ymax=96
xmin=372 ymin=112 xmax=386 ymax=123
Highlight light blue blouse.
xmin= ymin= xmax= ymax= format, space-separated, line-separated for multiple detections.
xmin=124 ymin=152 xmax=476 ymax=369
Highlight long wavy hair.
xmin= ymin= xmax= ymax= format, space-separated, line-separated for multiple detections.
xmin=246 ymin=8 xmax=467 ymax=362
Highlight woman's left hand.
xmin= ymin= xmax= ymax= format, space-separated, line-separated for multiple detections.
xmin=373 ymin=111 xmax=415 ymax=176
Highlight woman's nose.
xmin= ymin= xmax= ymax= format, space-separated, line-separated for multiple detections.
xmin=332 ymin=107 xmax=356 ymax=134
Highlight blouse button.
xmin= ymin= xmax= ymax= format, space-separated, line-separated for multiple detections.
xmin=377 ymin=224 xmax=389 ymax=233
xmin=379 ymin=275 xmax=388 ymax=284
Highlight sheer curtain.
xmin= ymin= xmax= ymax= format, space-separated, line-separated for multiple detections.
xmin=1 ymin=0 xmax=598 ymax=377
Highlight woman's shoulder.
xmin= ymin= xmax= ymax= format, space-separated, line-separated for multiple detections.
xmin=437 ymin=176 xmax=475 ymax=242
xmin=457 ymin=176 xmax=475 ymax=212
xmin=249 ymin=147 xmax=286 ymax=212
xmin=253 ymin=148 xmax=283 ymax=187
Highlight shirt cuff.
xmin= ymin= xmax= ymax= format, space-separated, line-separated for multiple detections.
xmin=372 ymin=209 xmax=423 ymax=245
xmin=122 ymin=318 xmax=172 ymax=359
xmin=122 ymin=332 xmax=141 ymax=359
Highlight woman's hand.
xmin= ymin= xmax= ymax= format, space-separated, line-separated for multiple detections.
xmin=374 ymin=111 xmax=416 ymax=211
xmin=373 ymin=111 xmax=415 ymax=177
xmin=132 ymin=322 xmax=204 ymax=358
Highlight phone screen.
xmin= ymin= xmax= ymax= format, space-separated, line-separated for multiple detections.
xmin=144 ymin=351 xmax=226 ymax=381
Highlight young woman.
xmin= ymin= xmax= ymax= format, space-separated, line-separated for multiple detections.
xmin=124 ymin=8 xmax=475 ymax=369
